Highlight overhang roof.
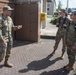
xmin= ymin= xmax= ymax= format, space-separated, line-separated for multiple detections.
xmin=47 ymin=0 xmax=53 ymax=2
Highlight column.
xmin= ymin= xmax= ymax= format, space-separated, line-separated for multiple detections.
xmin=42 ymin=0 xmax=47 ymax=29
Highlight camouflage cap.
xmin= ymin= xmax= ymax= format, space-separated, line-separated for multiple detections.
xmin=69 ymin=12 xmax=73 ymax=15
xmin=72 ymin=11 xmax=76 ymax=15
xmin=3 ymin=6 xmax=13 ymax=11
xmin=60 ymin=9 xmax=66 ymax=13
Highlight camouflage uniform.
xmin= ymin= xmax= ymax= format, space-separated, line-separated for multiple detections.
xmin=0 ymin=14 xmax=17 ymax=62
xmin=66 ymin=21 xmax=76 ymax=68
xmin=53 ymin=17 xmax=69 ymax=55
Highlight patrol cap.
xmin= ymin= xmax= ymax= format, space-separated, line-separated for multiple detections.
xmin=3 ymin=6 xmax=13 ymax=11
xmin=60 ymin=9 xmax=66 ymax=13
xmin=69 ymin=12 xmax=73 ymax=16
xmin=72 ymin=11 xmax=76 ymax=15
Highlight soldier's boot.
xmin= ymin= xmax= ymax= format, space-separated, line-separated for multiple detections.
xmin=60 ymin=52 xmax=64 ymax=59
xmin=60 ymin=49 xmax=65 ymax=59
xmin=4 ymin=56 xmax=13 ymax=67
xmin=63 ymin=63 xmax=70 ymax=68
xmin=51 ymin=50 xmax=56 ymax=56
xmin=64 ymin=63 xmax=74 ymax=71
xmin=51 ymin=42 xmax=59 ymax=56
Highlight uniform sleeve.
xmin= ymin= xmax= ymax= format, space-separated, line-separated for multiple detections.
xmin=0 ymin=16 xmax=3 ymax=40
xmin=0 ymin=29 xmax=3 ymax=40
xmin=56 ymin=17 xmax=60 ymax=27
xmin=11 ymin=18 xmax=18 ymax=31
xmin=74 ymin=33 xmax=76 ymax=46
xmin=12 ymin=22 xmax=18 ymax=31
xmin=65 ymin=21 xmax=70 ymax=42
xmin=56 ymin=17 xmax=60 ymax=23
xmin=74 ymin=43 xmax=76 ymax=46
xmin=66 ymin=18 xmax=70 ymax=25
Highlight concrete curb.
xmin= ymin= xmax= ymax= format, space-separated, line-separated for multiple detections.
xmin=41 ymin=35 xmax=55 ymax=39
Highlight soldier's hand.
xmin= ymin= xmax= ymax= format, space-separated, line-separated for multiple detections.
xmin=17 ymin=25 xmax=22 ymax=29
xmin=56 ymin=23 xmax=60 ymax=27
xmin=63 ymin=24 xmax=67 ymax=27
xmin=56 ymin=23 xmax=59 ymax=25
xmin=72 ymin=46 xmax=76 ymax=50
xmin=0 ymin=39 xmax=6 ymax=47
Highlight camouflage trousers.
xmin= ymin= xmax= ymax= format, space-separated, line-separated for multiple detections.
xmin=0 ymin=41 xmax=12 ymax=62
xmin=67 ymin=46 xmax=76 ymax=66
xmin=54 ymin=29 xmax=66 ymax=53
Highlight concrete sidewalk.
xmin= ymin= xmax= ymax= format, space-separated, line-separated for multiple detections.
xmin=41 ymin=18 xmax=58 ymax=37
xmin=0 ymin=18 xmax=76 ymax=75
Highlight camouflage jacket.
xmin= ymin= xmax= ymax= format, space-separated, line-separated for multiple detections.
xmin=0 ymin=14 xmax=18 ymax=42
xmin=66 ymin=21 xmax=76 ymax=47
xmin=56 ymin=17 xmax=70 ymax=36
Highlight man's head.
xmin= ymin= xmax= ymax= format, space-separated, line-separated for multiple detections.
xmin=70 ymin=13 xmax=74 ymax=20
xmin=60 ymin=9 xmax=66 ymax=17
xmin=3 ymin=6 xmax=13 ymax=16
xmin=72 ymin=11 xmax=76 ymax=21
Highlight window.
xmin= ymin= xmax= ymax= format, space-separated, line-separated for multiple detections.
xmin=47 ymin=8 xmax=49 ymax=10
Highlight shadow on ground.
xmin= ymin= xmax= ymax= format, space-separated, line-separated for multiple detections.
xmin=41 ymin=36 xmax=55 ymax=40
xmin=13 ymin=36 xmax=55 ymax=47
xmin=13 ymin=40 xmax=34 ymax=47
xmin=0 ymin=64 xmax=4 ymax=68
xmin=40 ymin=68 xmax=70 ymax=75
xmin=19 ymin=55 xmax=61 ymax=73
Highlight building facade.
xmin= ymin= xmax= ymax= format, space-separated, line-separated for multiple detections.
xmin=0 ymin=0 xmax=53 ymax=42
xmin=13 ymin=0 xmax=48 ymax=29
xmin=47 ymin=0 xmax=56 ymax=15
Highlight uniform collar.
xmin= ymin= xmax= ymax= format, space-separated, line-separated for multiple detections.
xmin=63 ymin=16 xmax=66 ymax=18
xmin=2 ymin=13 xmax=8 ymax=20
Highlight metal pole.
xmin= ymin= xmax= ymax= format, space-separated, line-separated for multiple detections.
xmin=67 ymin=0 xmax=69 ymax=14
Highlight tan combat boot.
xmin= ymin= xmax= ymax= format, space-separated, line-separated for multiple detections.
xmin=51 ymin=50 xmax=56 ymax=56
xmin=4 ymin=60 xmax=13 ymax=67
xmin=60 ymin=54 xmax=64 ymax=60
xmin=63 ymin=63 xmax=70 ymax=68
xmin=60 ymin=50 xmax=65 ymax=59
xmin=64 ymin=63 xmax=74 ymax=71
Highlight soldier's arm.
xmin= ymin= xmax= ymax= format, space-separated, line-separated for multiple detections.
xmin=63 ymin=18 xmax=70 ymax=28
xmin=74 ymin=33 xmax=76 ymax=47
xmin=72 ymin=39 xmax=76 ymax=50
xmin=0 ymin=29 xmax=3 ymax=41
xmin=12 ymin=20 xmax=22 ymax=30
xmin=71 ymin=33 xmax=76 ymax=50
xmin=8 ymin=17 xmax=18 ymax=30
xmin=56 ymin=17 xmax=60 ymax=27
xmin=0 ymin=23 xmax=6 ymax=47
xmin=0 ymin=30 xmax=6 ymax=46
xmin=65 ymin=20 xmax=70 ymax=44
xmin=66 ymin=18 xmax=70 ymax=25
xmin=6 ymin=16 xmax=17 ymax=31
xmin=12 ymin=22 xmax=18 ymax=31
xmin=0 ymin=16 xmax=4 ymax=41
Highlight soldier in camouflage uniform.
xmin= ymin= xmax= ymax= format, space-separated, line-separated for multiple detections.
xmin=64 ymin=11 xmax=76 ymax=71
xmin=51 ymin=9 xmax=70 ymax=59
xmin=0 ymin=6 xmax=22 ymax=67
